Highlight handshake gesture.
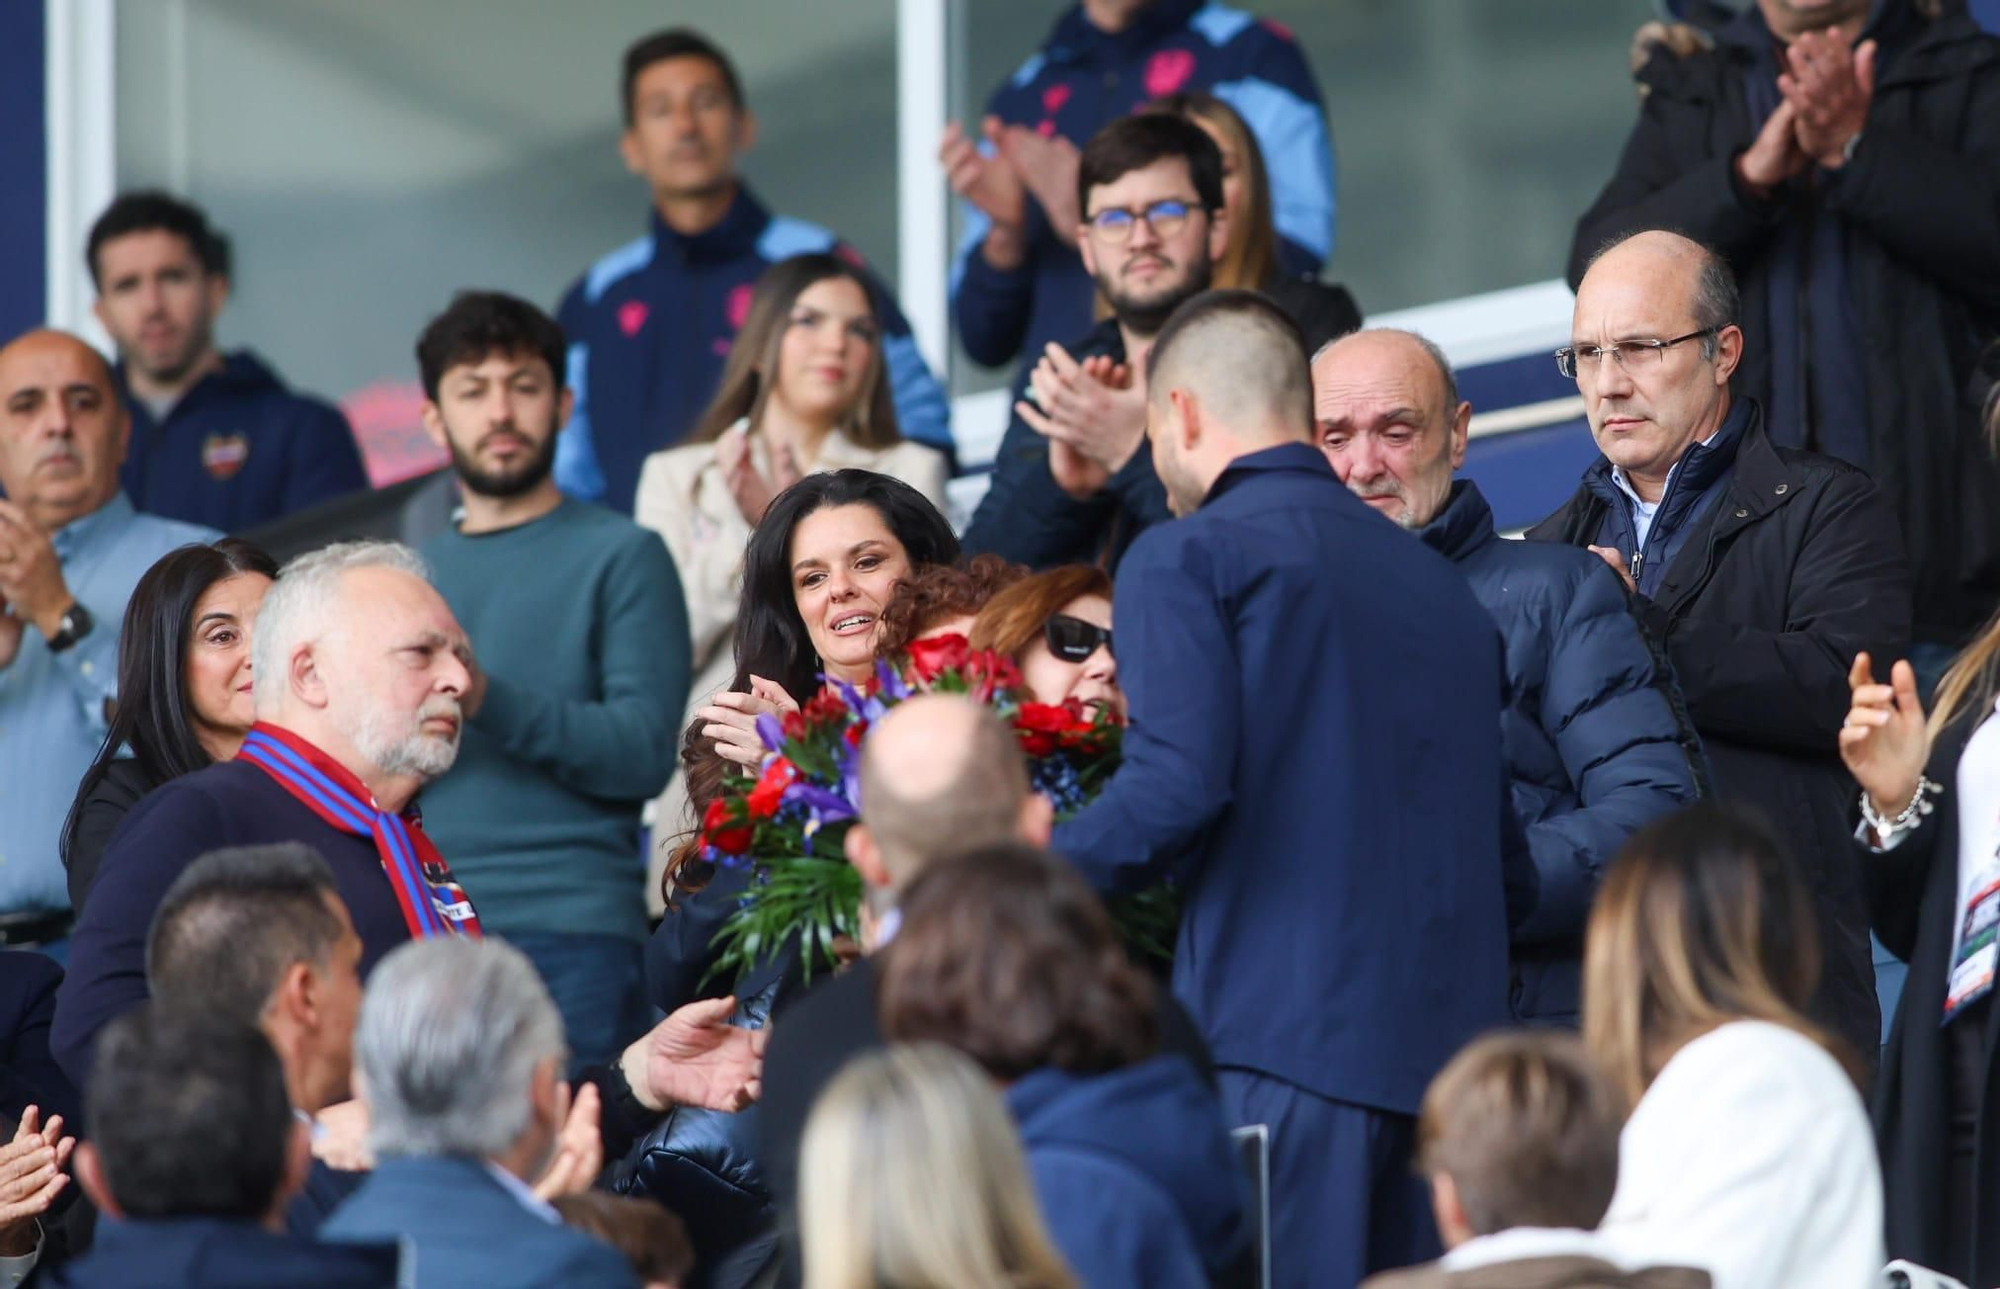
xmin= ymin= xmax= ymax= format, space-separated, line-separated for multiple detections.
xmin=1736 ymin=27 xmax=1877 ymax=198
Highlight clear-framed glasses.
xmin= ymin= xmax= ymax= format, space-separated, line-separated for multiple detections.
xmin=1554 ymin=329 xmax=1716 ymax=379
xmin=1087 ymin=198 xmax=1196 ymax=243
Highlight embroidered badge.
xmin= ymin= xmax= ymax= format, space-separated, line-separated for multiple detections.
xmin=201 ymin=431 xmax=250 ymax=481
xmin=618 ymin=299 xmax=650 ymax=337
xmin=1144 ymin=48 xmax=1196 ymax=98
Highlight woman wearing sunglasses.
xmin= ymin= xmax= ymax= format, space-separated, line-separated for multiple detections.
xmin=968 ymin=566 xmax=1122 ymax=722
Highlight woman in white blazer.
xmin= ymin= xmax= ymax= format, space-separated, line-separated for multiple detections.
xmin=634 ymin=253 xmax=949 ymax=858
xmin=1582 ymin=804 xmax=1884 ymax=1289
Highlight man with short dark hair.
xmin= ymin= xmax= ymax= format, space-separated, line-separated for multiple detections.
xmin=554 ymin=28 xmax=948 ymax=514
xmin=962 ymin=112 xmax=1228 ymax=570
xmin=413 ymin=290 xmax=690 ymax=1067
xmin=1314 ymin=328 xmax=1705 ymax=1025
xmin=1571 ymin=0 xmax=2000 ymax=675
xmin=45 ymin=1005 xmax=402 ymax=1287
xmin=86 ymin=191 xmax=368 ymax=531
xmin=1053 ymin=290 xmax=1519 ymax=1283
xmin=1528 ymin=229 xmax=1911 ymax=1063
xmin=1361 ymin=1032 xmax=1710 ymax=1289
xmin=0 ymin=328 xmax=216 ymax=950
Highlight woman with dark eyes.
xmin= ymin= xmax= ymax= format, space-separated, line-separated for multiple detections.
xmin=60 ymin=538 xmax=279 ymax=915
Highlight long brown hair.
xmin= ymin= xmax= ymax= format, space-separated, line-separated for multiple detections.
xmin=966 ymin=566 xmax=1113 ymax=660
xmin=1581 ymin=804 xmax=1857 ymax=1110
xmin=688 ymin=252 xmax=900 ymax=449
xmin=1147 ymin=93 xmax=1277 ymax=292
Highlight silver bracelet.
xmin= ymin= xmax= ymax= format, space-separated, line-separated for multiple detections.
xmin=1859 ymin=775 xmax=1941 ymax=837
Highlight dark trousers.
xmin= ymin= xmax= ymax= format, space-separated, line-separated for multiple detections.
xmin=1217 ymin=1067 xmax=1438 ymax=1288
xmin=506 ymin=931 xmax=648 ymax=1072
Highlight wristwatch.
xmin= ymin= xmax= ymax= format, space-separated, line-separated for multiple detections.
xmin=46 ymin=601 xmax=94 ymax=653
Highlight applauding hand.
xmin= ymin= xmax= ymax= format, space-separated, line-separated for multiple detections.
xmin=532 ymin=1082 xmax=603 ymax=1201
xmin=698 ymin=676 xmax=802 ymax=769
xmin=1840 ymin=651 xmax=1930 ymax=833
xmin=1780 ymin=29 xmax=1876 ymax=168
xmin=621 ymin=996 xmax=768 ymax=1114
xmin=0 ymin=1107 xmax=73 ymax=1255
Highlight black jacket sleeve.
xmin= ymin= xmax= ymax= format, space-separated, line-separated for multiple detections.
xmin=64 ymin=760 xmax=155 ymax=917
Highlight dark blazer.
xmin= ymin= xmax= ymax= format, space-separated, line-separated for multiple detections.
xmin=39 ymin=1215 xmax=403 ymax=1288
xmin=1421 ymin=481 xmax=1706 ymax=1023
xmin=1053 ymin=443 xmax=1516 ymax=1115
xmin=1868 ymin=702 xmax=2000 ymax=1284
xmin=62 ymin=758 xmax=160 ymax=917
xmin=1527 ymin=407 xmax=1913 ymax=1062
xmin=320 ymin=1154 xmax=635 ymax=1288
xmin=0 ymin=950 xmax=78 ymax=1130
xmin=756 ymin=953 xmax=1222 ymax=1287
xmin=1568 ymin=4 xmax=2000 ymax=641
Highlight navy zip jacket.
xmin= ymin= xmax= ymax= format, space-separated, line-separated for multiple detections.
xmin=954 ymin=0 xmax=1335 ymax=376
xmin=554 ymin=186 xmax=950 ymax=514
xmin=1418 ymin=480 xmax=1704 ymax=1024
xmin=1006 ymin=1056 xmax=1247 ymax=1289
xmin=118 ymin=350 xmax=368 ymax=533
xmin=1052 ymin=444 xmax=1515 ymax=1115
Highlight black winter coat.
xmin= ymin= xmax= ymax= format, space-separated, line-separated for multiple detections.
xmin=1527 ymin=409 xmax=1912 ymax=1063
xmin=1867 ymin=703 xmax=2000 ymax=1285
xmin=1421 ymin=481 xmax=1706 ymax=1024
xmin=1568 ymin=3 xmax=2000 ymax=642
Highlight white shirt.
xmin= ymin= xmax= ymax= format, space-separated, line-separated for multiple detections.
xmin=1597 ymin=1020 xmax=1883 ymax=1289
xmin=1440 ymin=1226 xmax=1644 ymax=1272
xmin=1943 ymin=700 xmax=2000 ymax=974
xmin=483 ymin=1160 xmax=560 ymax=1224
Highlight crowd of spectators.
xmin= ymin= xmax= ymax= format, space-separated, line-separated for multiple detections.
xmin=2 ymin=1 xmax=1998 ymax=1286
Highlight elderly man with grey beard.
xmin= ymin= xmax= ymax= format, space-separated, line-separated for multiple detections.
xmin=52 ymin=540 xmax=484 ymax=1092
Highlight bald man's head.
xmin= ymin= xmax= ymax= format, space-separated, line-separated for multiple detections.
xmin=1311 ymin=329 xmax=1469 ymax=530
xmin=0 ymin=329 xmax=129 ymax=530
xmin=1144 ymin=290 xmax=1312 ymax=515
xmin=852 ymin=694 xmax=1035 ymax=889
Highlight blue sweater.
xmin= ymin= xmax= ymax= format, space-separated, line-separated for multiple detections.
xmin=119 ymin=350 xmax=369 ymax=532
xmin=1052 ymin=445 xmax=1514 ymax=1114
xmin=418 ymin=500 xmax=689 ymax=943
xmin=954 ymin=0 xmax=1334 ymax=376
xmin=554 ymin=186 xmax=950 ymax=514
xmin=1007 ymin=1057 xmax=1247 ymax=1289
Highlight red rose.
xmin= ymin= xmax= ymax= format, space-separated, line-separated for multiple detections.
xmin=1018 ymin=730 xmax=1058 ymax=758
xmin=781 ymin=710 xmax=806 ymax=739
xmin=701 ymin=797 xmax=731 ymax=834
xmin=747 ymin=757 xmax=795 ymax=819
xmin=844 ymin=721 xmax=868 ymax=748
xmin=804 ymin=689 xmax=848 ymax=726
xmin=707 ymin=823 xmax=754 ymax=855
xmin=907 ymin=632 xmax=970 ymax=683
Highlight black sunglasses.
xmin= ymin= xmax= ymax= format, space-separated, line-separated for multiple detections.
xmin=1043 ymin=614 xmax=1112 ymax=663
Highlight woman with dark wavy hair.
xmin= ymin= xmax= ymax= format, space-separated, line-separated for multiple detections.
xmin=60 ymin=538 xmax=278 ymax=913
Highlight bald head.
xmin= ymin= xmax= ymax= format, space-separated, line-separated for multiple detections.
xmin=0 ymin=329 xmax=129 ymax=530
xmin=1311 ymin=329 xmax=1469 ymax=529
xmin=856 ymin=694 xmax=1032 ymax=887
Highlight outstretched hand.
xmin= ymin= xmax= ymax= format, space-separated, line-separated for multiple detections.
xmin=622 ymin=996 xmax=767 ymax=1114
xmin=1840 ymin=651 xmax=1930 ymax=825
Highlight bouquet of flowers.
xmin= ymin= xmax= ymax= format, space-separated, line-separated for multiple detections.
xmin=691 ymin=635 xmax=1173 ymax=986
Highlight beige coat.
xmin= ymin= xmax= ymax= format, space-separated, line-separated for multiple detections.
xmin=633 ymin=422 xmax=949 ymax=893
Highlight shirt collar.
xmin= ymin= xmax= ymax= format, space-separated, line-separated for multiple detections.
xmin=651 ymin=184 xmax=770 ymax=262
xmin=49 ymin=492 xmax=136 ymax=558
xmin=482 ymin=1161 xmax=560 ymax=1224
xmin=1440 ymin=1227 xmax=1623 ymax=1271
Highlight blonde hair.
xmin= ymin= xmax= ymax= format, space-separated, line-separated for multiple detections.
xmin=1581 ymin=804 xmax=1856 ymax=1110
xmin=1148 ymin=92 xmax=1276 ymax=291
xmin=800 ymin=1044 xmax=1076 ymax=1289
xmin=1929 ymin=611 xmax=2000 ymax=739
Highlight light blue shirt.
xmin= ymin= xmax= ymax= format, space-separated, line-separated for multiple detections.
xmin=0 ymin=494 xmax=217 ymax=914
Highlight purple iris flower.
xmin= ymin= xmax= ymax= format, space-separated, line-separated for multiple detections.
xmin=756 ymin=713 xmax=787 ymax=753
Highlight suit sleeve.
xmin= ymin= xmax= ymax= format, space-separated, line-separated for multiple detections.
xmin=1650 ymin=472 xmax=1911 ymax=756
xmin=472 ymin=534 xmax=689 ymax=801
xmin=1053 ymin=536 xmax=1238 ymax=892
xmin=1513 ymin=565 xmax=1706 ymax=944
xmin=282 ymin=399 xmax=371 ymax=513
xmin=1566 ymin=62 xmax=1777 ymax=288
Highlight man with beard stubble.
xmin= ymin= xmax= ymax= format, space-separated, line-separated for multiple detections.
xmin=415 ymin=292 xmax=690 ymax=1068
xmin=961 ymin=112 xmax=1229 ymax=570
xmin=53 ymin=539 xmax=485 ymax=1091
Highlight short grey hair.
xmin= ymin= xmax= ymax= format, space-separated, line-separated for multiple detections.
xmin=252 ymin=541 xmax=431 ymax=711
xmin=1585 ymin=229 xmax=1739 ymax=361
xmin=354 ymin=937 xmax=566 ymax=1162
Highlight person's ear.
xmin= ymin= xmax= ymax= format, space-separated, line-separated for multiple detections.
xmin=618 ymin=128 xmax=646 ymax=178
xmin=1170 ymin=387 xmax=1201 ymax=452
xmin=205 ymin=272 xmax=231 ymax=318
xmin=1430 ymin=1171 xmax=1476 ymax=1251
xmin=76 ymin=1142 xmax=123 ymax=1221
xmin=1018 ymin=792 xmax=1055 ymax=847
xmin=1448 ymin=401 xmax=1472 ymax=471
xmin=268 ymin=959 xmax=316 ymax=1039
xmin=291 ymin=644 xmax=330 ymax=711
xmin=1078 ymin=226 xmax=1100 ymax=280
xmin=734 ymin=108 xmax=759 ymax=158
xmin=1714 ymin=324 xmax=1744 ymax=385
xmin=419 ymin=399 xmax=449 ymax=452
xmin=845 ymin=824 xmax=892 ymax=891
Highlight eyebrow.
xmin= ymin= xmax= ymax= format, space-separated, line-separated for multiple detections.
xmin=1319 ymin=407 xmax=1423 ymax=430
xmin=398 ymin=631 xmax=452 ymax=650
xmin=792 ymin=539 xmax=889 ymax=574
xmin=194 ymin=610 xmax=241 ymax=627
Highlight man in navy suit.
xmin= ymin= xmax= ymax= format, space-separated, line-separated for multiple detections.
xmin=1052 ymin=290 xmax=1518 ymax=1286
xmin=48 ymin=1006 xmax=401 ymax=1287
xmin=321 ymin=937 xmax=638 ymax=1287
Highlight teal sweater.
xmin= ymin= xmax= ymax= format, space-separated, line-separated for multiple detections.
xmin=419 ymin=499 xmax=690 ymax=943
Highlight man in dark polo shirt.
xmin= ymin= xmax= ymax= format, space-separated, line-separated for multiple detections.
xmin=52 ymin=539 xmax=481 ymax=1089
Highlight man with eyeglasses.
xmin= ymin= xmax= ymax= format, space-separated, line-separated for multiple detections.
xmin=961 ymin=113 xmax=1228 ymax=570
xmin=1528 ymin=229 xmax=1912 ymax=1066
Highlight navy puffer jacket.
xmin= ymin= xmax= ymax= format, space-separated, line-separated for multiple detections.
xmin=1420 ymin=481 xmax=1706 ymax=1023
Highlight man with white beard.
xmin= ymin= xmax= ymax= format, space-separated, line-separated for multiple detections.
xmin=53 ymin=541 xmax=483 ymax=1090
